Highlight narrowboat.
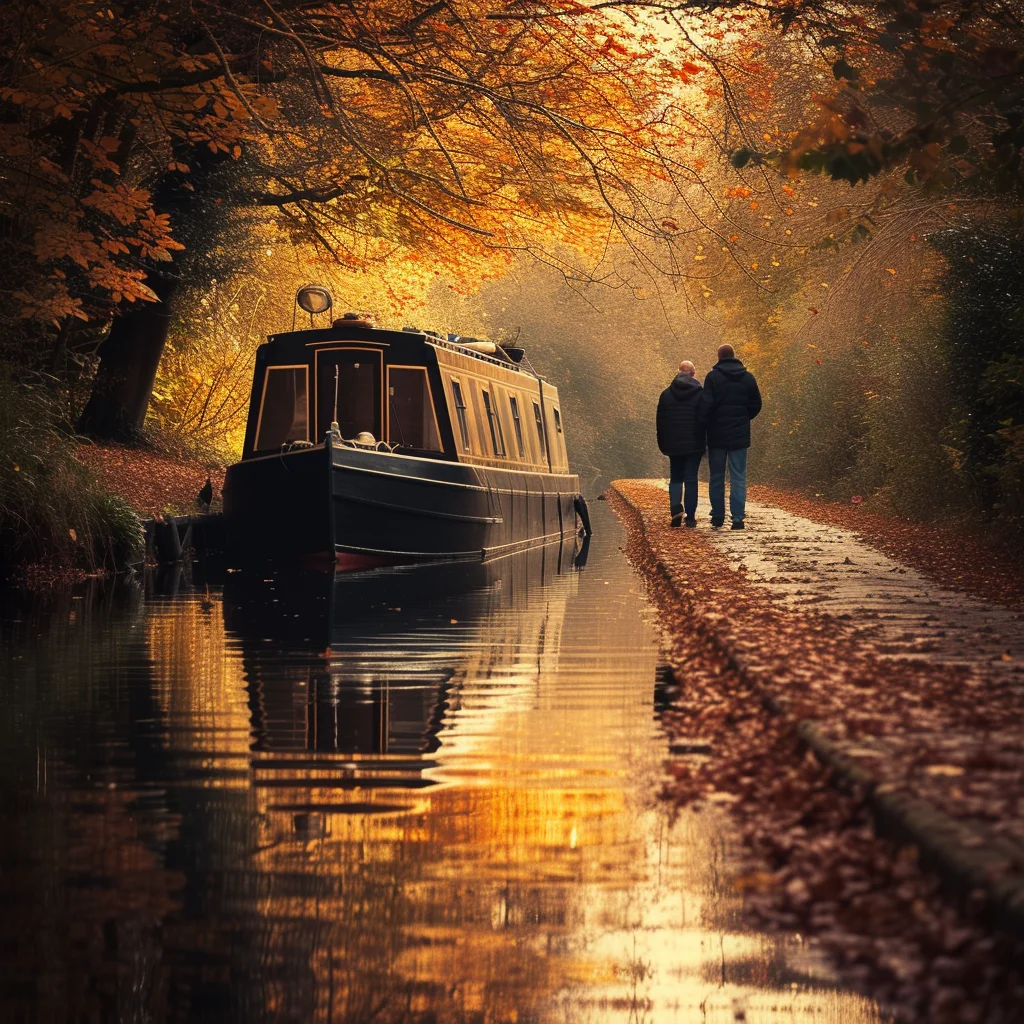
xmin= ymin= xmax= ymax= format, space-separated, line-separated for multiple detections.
xmin=222 ymin=289 xmax=589 ymax=564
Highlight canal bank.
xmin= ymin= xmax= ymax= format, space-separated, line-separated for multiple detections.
xmin=0 ymin=500 xmax=880 ymax=1023
xmin=609 ymin=479 xmax=1024 ymax=1023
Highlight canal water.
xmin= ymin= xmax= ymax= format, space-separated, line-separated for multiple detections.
xmin=0 ymin=503 xmax=879 ymax=1023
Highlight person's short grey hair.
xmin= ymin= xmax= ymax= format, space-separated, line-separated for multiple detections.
xmin=717 ymin=343 xmax=735 ymax=360
xmin=678 ymin=360 xmax=696 ymax=377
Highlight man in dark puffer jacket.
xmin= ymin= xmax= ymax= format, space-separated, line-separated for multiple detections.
xmin=698 ymin=343 xmax=762 ymax=529
xmin=656 ymin=360 xmax=706 ymax=528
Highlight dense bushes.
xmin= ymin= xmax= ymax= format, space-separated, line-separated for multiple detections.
xmin=934 ymin=229 xmax=1024 ymax=530
xmin=752 ymin=344 xmax=873 ymax=494
xmin=748 ymin=227 xmax=1024 ymax=535
xmin=0 ymin=372 xmax=143 ymax=574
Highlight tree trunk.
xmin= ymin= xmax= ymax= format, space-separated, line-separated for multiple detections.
xmin=76 ymin=270 xmax=179 ymax=441
xmin=75 ymin=144 xmax=229 ymax=441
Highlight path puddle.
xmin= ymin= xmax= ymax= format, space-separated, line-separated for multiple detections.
xmin=0 ymin=503 xmax=879 ymax=1022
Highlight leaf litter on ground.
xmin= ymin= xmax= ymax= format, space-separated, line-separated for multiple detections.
xmin=610 ymin=481 xmax=1024 ymax=1024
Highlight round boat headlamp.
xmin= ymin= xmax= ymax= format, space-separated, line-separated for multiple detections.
xmin=296 ymin=285 xmax=333 ymax=316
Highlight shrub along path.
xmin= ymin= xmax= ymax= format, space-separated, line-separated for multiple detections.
xmin=609 ymin=479 xmax=1024 ymax=1022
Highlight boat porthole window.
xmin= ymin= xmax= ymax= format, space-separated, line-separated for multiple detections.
xmin=482 ymin=389 xmax=506 ymax=457
xmin=451 ymin=379 xmax=471 ymax=450
xmin=553 ymin=407 xmax=563 ymax=433
xmin=509 ymin=395 xmax=526 ymax=459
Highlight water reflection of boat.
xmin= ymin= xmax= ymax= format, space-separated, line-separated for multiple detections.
xmin=222 ymin=533 xmax=585 ymax=774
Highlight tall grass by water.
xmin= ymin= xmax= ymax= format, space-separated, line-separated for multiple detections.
xmin=0 ymin=371 xmax=143 ymax=575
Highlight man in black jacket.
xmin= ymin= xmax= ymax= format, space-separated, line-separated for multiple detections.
xmin=656 ymin=360 xmax=706 ymax=528
xmin=698 ymin=344 xmax=762 ymax=529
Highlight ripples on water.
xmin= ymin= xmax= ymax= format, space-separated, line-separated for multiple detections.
xmin=0 ymin=503 xmax=880 ymax=1023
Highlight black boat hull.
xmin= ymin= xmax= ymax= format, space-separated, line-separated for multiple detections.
xmin=222 ymin=439 xmax=581 ymax=563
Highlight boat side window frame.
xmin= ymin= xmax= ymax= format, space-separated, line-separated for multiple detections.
xmin=253 ymin=363 xmax=309 ymax=452
xmin=386 ymin=364 xmax=444 ymax=452
xmin=508 ymin=394 xmax=526 ymax=459
xmin=450 ymin=377 xmax=471 ymax=451
xmin=482 ymin=388 xmax=506 ymax=457
xmin=532 ymin=400 xmax=547 ymax=458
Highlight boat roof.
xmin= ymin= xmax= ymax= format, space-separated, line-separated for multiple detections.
xmin=267 ymin=324 xmax=415 ymax=347
xmin=265 ymin=324 xmax=538 ymax=376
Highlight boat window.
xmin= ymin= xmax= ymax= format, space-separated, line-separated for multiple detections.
xmin=255 ymin=365 xmax=308 ymax=451
xmin=451 ymin=379 xmax=470 ymax=450
xmin=509 ymin=395 xmax=526 ymax=458
xmin=532 ymin=401 xmax=547 ymax=457
xmin=553 ymin=407 xmax=563 ymax=433
xmin=482 ymin=389 xmax=506 ymax=457
xmin=388 ymin=367 xmax=441 ymax=451
xmin=316 ymin=349 xmax=381 ymax=440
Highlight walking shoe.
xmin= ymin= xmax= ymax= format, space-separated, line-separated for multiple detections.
xmin=684 ymin=517 xmax=697 ymax=528
xmin=731 ymin=520 xmax=745 ymax=530
xmin=670 ymin=512 xmax=683 ymax=528
xmin=710 ymin=518 xmax=724 ymax=529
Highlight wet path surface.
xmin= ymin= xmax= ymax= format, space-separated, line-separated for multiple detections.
xmin=720 ymin=505 xmax=1024 ymax=678
xmin=652 ymin=481 xmax=1024 ymax=679
xmin=0 ymin=503 xmax=878 ymax=1023
xmin=641 ymin=480 xmax=1024 ymax=858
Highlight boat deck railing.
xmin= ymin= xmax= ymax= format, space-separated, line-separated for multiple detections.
xmin=427 ymin=336 xmax=542 ymax=377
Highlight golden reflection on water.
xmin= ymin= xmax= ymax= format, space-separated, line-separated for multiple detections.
xmin=133 ymin=520 xmax=883 ymax=1023
xmin=0 ymin=508 xmax=881 ymax=1022
xmin=148 ymin=596 xmax=253 ymax=766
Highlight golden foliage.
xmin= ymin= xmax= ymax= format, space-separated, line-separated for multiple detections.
xmin=0 ymin=0 xmax=718 ymax=328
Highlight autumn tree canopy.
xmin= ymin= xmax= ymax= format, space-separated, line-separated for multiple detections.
xmin=5 ymin=0 xmax=1023 ymax=494
xmin=0 ymin=0 xmax=717 ymax=331
xmin=605 ymin=0 xmax=1024 ymax=195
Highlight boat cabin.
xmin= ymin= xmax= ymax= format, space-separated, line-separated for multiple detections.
xmin=241 ymin=321 xmax=570 ymax=475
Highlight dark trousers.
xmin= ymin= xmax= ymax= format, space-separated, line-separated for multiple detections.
xmin=708 ymin=446 xmax=748 ymax=524
xmin=669 ymin=452 xmax=703 ymax=518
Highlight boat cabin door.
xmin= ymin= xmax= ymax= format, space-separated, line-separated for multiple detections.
xmin=315 ymin=349 xmax=382 ymax=441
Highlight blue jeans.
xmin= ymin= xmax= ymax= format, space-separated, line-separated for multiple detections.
xmin=708 ymin=447 xmax=747 ymax=524
xmin=668 ymin=452 xmax=703 ymax=518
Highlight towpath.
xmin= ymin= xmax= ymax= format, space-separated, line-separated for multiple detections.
xmin=710 ymin=491 xmax=1024 ymax=676
xmin=610 ymin=479 xmax=1024 ymax=1019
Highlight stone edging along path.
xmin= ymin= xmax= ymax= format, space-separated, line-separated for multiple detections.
xmin=608 ymin=480 xmax=1024 ymax=940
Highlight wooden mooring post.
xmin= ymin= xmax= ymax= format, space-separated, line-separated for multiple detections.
xmin=145 ymin=513 xmax=226 ymax=564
